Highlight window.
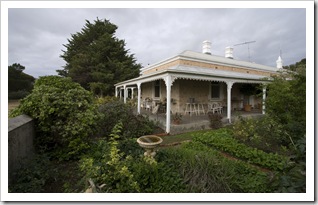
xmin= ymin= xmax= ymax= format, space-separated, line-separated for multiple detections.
xmin=211 ymin=82 xmax=220 ymax=99
xmin=154 ymin=80 xmax=160 ymax=98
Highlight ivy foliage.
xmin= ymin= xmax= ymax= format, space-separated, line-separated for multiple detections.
xmin=10 ymin=76 xmax=101 ymax=160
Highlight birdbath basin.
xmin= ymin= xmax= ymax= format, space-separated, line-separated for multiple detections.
xmin=137 ymin=135 xmax=163 ymax=157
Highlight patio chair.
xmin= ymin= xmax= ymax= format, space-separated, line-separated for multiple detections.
xmin=208 ymin=102 xmax=223 ymax=114
xmin=152 ymin=101 xmax=157 ymax=110
xmin=196 ymin=102 xmax=205 ymax=115
xmin=145 ymin=100 xmax=152 ymax=111
xmin=152 ymin=105 xmax=160 ymax=114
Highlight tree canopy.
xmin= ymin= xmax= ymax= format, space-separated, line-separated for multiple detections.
xmin=8 ymin=63 xmax=35 ymax=99
xmin=57 ymin=18 xmax=141 ymax=96
xmin=283 ymin=58 xmax=306 ymax=73
xmin=266 ymin=58 xmax=306 ymax=143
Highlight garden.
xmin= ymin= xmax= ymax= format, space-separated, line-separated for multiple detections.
xmin=9 ymin=64 xmax=306 ymax=193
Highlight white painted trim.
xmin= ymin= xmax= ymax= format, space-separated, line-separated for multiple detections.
xmin=164 ymin=75 xmax=172 ymax=134
xmin=137 ymin=83 xmax=141 ymax=114
xmin=226 ymin=81 xmax=234 ymax=123
xmin=262 ymin=86 xmax=266 ymax=114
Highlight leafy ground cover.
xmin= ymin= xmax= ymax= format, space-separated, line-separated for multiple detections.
xmin=192 ymin=128 xmax=289 ymax=171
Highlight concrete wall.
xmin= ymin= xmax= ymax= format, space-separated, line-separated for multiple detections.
xmin=8 ymin=115 xmax=35 ymax=183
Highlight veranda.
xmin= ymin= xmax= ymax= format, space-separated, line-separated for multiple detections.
xmin=138 ymin=106 xmax=263 ymax=135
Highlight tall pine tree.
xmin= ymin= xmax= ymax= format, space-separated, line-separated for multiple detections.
xmin=57 ymin=18 xmax=141 ymax=96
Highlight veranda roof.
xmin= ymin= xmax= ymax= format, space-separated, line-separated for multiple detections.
xmin=115 ymin=49 xmax=280 ymax=87
xmin=115 ymin=64 xmax=273 ymax=87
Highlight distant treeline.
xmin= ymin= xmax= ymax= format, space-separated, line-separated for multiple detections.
xmin=8 ymin=63 xmax=35 ymax=99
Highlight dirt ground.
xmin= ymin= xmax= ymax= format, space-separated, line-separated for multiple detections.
xmin=8 ymin=100 xmax=20 ymax=112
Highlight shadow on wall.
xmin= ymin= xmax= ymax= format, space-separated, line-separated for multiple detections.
xmin=8 ymin=115 xmax=35 ymax=184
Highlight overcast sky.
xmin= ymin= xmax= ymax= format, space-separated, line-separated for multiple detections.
xmin=8 ymin=7 xmax=306 ymax=78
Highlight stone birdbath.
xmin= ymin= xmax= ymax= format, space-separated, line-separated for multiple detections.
xmin=137 ymin=135 xmax=163 ymax=157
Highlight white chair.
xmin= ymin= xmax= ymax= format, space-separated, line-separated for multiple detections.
xmin=184 ymin=103 xmax=198 ymax=116
xmin=208 ymin=102 xmax=223 ymax=114
xmin=152 ymin=105 xmax=160 ymax=114
xmin=197 ymin=103 xmax=205 ymax=115
xmin=152 ymin=101 xmax=157 ymax=111
xmin=145 ymin=100 xmax=152 ymax=111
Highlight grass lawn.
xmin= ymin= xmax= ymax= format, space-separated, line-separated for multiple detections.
xmin=160 ymin=129 xmax=211 ymax=145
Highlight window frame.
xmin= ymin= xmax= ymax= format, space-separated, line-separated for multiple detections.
xmin=153 ymin=80 xmax=161 ymax=99
xmin=210 ymin=82 xmax=221 ymax=100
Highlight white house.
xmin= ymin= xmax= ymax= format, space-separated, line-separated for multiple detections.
xmin=115 ymin=40 xmax=284 ymax=133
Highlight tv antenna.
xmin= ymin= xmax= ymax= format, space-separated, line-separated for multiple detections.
xmin=233 ymin=41 xmax=256 ymax=62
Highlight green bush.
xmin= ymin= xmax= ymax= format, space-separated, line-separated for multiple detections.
xmin=271 ymin=135 xmax=306 ymax=193
xmin=193 ymin=128 xmax=288 ymax=171
xmin=117 ymin=138 xmax=144 ymax=158
xmin=10 ymin=76 xmax=101 ymax=160
xmin=9 ymin=154 xmax=52 ymax=193
xmin=97 ymin=100 xmax=155 ymax=139
xmin=265 ymin=66 xmax=306 ymax=145
xmin=80 ymin=123 xmax=140 ymax=193
xmin=232 ymin=116 xmax=288 ymax=153
xmin=207 ymin=112 xmax=223 ymax=129
xmin=79 ymin=123 xmax=185 ymax=193
xmin=128 ymin=156 xmax=186 ymax=193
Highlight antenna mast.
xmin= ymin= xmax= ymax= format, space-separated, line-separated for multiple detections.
xmin=233 ymin=41 xmax=256 ymax=62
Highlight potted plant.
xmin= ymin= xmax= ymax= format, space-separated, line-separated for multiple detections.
xmin=164 ymin=98 xmax=177 ymax=105
xmin=172 ymin=112 xmax=183 ymax=125
xmin=239 ymin=84 xmax=258 ymax=112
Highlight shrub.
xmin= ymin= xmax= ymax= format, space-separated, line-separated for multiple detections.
xmin=232 ymin=116 xmax=292 ymax=154
xmin=10 ymin=76 xmax=101 ymax=160
xmin=79 ymin=123 xmax=185 ymax=193
xmin=95 ymin=96 xmax=118 ymax=105
xmin=117 ymin=138 xmax=144 ymax=158
xmin=128 ymin=156 xmax=186 ymax=193
xmin=9 ymin=154 xmax=52 ymax=193
xmin=207 ymin=112 xmax=223 ymax=129
xmin=265 ymin=67 xmax=306 ymax=144
xmin=271 ymin=135 xmax=306 ymax=193
xmin=97 ymin=100 xmax=155 ymax=139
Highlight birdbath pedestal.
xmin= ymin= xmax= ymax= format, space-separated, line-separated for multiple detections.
xmin=137 ymin=135 xmax=163 ymax=157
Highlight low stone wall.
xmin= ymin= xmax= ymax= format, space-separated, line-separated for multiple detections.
xmin=8 ymin=115 xmax=35 ymax=183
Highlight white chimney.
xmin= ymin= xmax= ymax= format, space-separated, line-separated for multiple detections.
xmin=202 ymin=40 xmax=212 ymax=55
xmin=276 ymin=56 xmax=283 ymax=69
xmin=225 ymin=46 xmax=234 ymax=59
